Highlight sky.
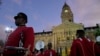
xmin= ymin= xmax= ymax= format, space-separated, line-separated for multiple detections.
xmin=0 ymin=0 xmax=100 ymax=41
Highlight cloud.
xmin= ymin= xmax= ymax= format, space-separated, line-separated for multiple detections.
xmin=69 ymin=0 xmax=100 ymax=27
xmin=4 ymin=15 xmax=14 ymax=22
xmin=12 ymin=0 xmax=22 ymax=5
xmin=81 ymin=0 xmax=100 ymax=27
xmin=44 ymin=22 xmax=59 ymax=31
xmin=0 ymin=24 xmax=15 ymax=42
xmin=0 ymin=24 xmax=7 ymax=41
xmin=31 ymin=14 xmax=39 ymax=21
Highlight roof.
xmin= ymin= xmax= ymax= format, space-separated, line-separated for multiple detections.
xmin=35 ymin=31 xmax=52 ymax=35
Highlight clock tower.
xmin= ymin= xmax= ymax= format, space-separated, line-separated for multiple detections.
xmin=61 ymin=3 xmax=73 ymax=23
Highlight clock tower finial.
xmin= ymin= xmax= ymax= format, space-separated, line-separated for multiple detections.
xmin=61 ymin=2 xmax=73 ymax=23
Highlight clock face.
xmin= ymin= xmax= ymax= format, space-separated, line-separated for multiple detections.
xmin=64 ymin=10 xmax=68 ymax=13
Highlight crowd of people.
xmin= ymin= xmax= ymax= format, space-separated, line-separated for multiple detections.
xmin=33 ymin=43 xmax=56 ymax=56
xmin=0 ymin=12 xmax=100 ymax=56
xmin=69 ymin=30 xmax=100 ymax=56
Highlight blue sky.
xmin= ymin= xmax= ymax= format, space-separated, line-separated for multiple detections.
xmin=0 ymin=0 xmax=64 ymax=32
xmin=0 ymin=0 xmax=100 ymax=40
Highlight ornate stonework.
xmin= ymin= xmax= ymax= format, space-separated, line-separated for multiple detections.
xmin=34 ymin=3 xmax=83 ymax=55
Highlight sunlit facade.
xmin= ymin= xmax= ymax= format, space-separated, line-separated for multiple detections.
xmin=34 ymin=3 xmax=83 ymax=56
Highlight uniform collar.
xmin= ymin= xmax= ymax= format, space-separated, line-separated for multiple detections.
xmin=78 ymin=37 xmax=91 ymax=42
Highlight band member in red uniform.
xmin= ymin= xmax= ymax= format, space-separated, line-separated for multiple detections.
xmin=3 ymin=12 xmax=35 ymax=56
xmin=37 ymin=48 xmax=45 ymax=56
xmin=44 ymin=43 xmax=57 ymax=56
xmin=70 ymin=30 xmax=100 ymax=56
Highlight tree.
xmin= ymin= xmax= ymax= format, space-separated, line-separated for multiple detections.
xmin=95 ymin=28 xmax=100 ymax=37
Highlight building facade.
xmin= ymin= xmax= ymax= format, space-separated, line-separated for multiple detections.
xmin=34 ymin=3 xmax=83 ymax=56
xmin=84 ymin=24 xmax=100 ymax=42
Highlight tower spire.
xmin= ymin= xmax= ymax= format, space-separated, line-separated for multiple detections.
xmin=61 ymin=1 xmax=73 ymax=23
xmin=62 ymin=0 xmax=69 ymax=9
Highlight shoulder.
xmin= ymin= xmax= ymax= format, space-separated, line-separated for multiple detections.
xmin=26 ymin=27 xmax=33 ymax=29
xmin=25 ymin=27 xmax=34 ymax=31
xmin=73 ymin=38 xmax=80 ymax=43
xmin=19 ymin=26 xmax=33 ymax=30
xmin=72 ymin=38 xmax=84 ymax=46
xmin=23 ymin=27 xmax=34 ymax=32
xmin=74 ymin=38 xmax=89 ymax=42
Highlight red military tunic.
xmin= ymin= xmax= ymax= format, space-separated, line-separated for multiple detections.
xmin=70 ymin=37 xmax=100 ymax=56
xmin=37 ymin=53 xmax=45 ymax=56
xmin=95 ymin=43 xmax=100 ymax=56
xmin=3 ymin=26 xmax=34 ymax=56
xmin=44 ymin=49 xmax=57 ymax=56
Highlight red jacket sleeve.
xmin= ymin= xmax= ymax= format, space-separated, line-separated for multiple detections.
xmin=52 ymin=50 xmax=57 ymax=56
xmin=23 ymin=27 xmax=35 ymax=55
xmin=70 ymin=40 xmax=82 ymax=56
xmin=70 ymin=40 xmax=78 ymax=56
xmin=94 ymin=43 xmax=100 ymax=56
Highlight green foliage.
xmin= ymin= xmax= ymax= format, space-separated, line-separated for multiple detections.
xmin=95 ymin=28 xmax=100 ymax=37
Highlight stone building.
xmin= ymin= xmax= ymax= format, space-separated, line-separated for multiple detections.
xmin=84 ymin=24 xmax=100 ymax=42
xmin=34 ymin=3 xmax=83 ymax=56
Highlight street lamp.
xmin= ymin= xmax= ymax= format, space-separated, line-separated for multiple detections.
xmin=5 ymin=26 xmax=14 ymax=43
xmin=5 ymin=26 xmax=14 ymax=34
xmin=5 ymin=26 xmax=14 ymax=32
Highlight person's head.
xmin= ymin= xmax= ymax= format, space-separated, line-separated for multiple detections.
xmin=47 ymin=42 xmax=52 ymax=50
xmin=40 ymin=48 xmax=44 ymax=53
xmin=76 ymin=30 xmax=85 ymax=38
xmin=33 ymin=48 xmax=39 ymax=54
xmin=14 ymin=12 xmax=27 ymax=26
